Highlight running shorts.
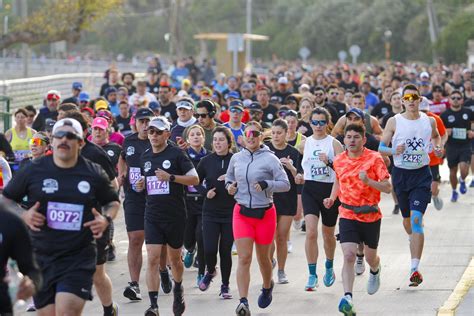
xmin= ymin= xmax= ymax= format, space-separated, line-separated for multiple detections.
xmin=232 ymin=204 xmax=276 ymax=245
xmin=339 ymin=218 xmax=381 ymax=249
xmin=144 ymin=218 xmax=185 ymax=249
xmin=302 ymin=181 xmax=339 ymax=227
xmin=446 ymin=144 xmax=471 ymax=169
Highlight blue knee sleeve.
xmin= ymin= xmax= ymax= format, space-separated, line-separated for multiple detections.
xmin=411 ymin=211 xmax=423 ymax=234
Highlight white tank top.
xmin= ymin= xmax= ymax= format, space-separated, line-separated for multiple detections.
xmin=392 ymin=112 xmax=432 ymax=169
xmin=302 ymin=135 xmax=336 ymax=183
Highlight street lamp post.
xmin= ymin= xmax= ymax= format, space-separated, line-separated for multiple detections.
xmin=384 ymin=29 xmax=392 ymax=64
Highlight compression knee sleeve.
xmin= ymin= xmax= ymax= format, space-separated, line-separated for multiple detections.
xmin=410 ymin=211 xmax=423 ymax=234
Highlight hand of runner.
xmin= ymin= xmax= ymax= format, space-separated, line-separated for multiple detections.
xmin=254 ymin=182 xmax=263 ymax=192
xmin=280 ymin=156 xmax=293 ymax=168
xmin=22 ymin=202 xmax=45 ymax=232
xmin=176 ymin=137 xmax=189 ymax=150
xmin=395 ymin=144 xmax=405 ymax=155
xmin=318 ymin=153 xmax=329 ymax=164
xmin=135 ymin=176 xmax=145 ymax=191
xmin=217 ymin=174 xmax=226 ymax=181
xmin=468 ymin=130 xmax=474 ymax=139
xmin=83 ymin=208 xmax=108 ymax=239
xmin=206 ymin=187 xmax=217 ymax=199
xmin=295 ymin=173 xmax=304 ymax=184
xmin=155 ymin=168 xmax=170 ymax=181
xmin=359 ymin=170 xmax=369 ymax=184
xmin=323 ymin=197 xmax=334 ymax=209
xmin=297 ymin=126 xmax=308 ymax=134
xmin=434 ymin=145 xmax=443 ymax=158
xmin=227 ymin=182 xmax=237 ymax=195
xmin=16 ymin=275 xmax=36 ymax=300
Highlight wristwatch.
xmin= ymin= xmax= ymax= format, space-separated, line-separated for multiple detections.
xmin=169 ymin=175 xmax=176 ymax=182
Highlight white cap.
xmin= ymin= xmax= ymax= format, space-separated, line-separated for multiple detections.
xmin=148 ymin=116 xmax=171 ymax=131
xmin=278 ymin=77 xmax=288 ymax=85
xmin=419 ymin=71 xmax=430 ymax=79
xmin=46 ymin=89 xmax=61 ymax=100
xmin=52 ymin=118 xmax=83 ymax=139
xmin=299 ymin=83 xmax=310 ymax=91
xmin=419 ymin=96 xmax=430 ymax=111
xmin=177 ymin=90 xmax=189 ymax=97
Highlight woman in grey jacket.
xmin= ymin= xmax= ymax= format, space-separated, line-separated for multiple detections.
xmin=226 ymin=121 xmax=290 ymax=316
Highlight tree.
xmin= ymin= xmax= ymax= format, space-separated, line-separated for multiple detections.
xmin=0 ymin=0 xmax=122 ymax=50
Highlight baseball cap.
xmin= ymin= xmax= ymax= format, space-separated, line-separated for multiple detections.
xmin=247 ymin=102 xmax=262 ymax=112
xmin=135 ymin=108 xmax=154 ymax=119
xmin=346 ymin=108 xmax=365 ymax=119
xmin=177 ymin=90 xmax=189 ymax=98
xmin=284 ymin=95 xmax=298 ymax=104
xmin=148 ymin=116 xmax=171 ymax=131
xmin=241 ymin=83 xmax=252 ymax=90
xmin=46 ymin=90 xmax=61 ymax=100
xmin=229 ymin=100 xmax=244 ymax=111
xmin=432 ymin=85 xmax=443 ymax=93
xmin=149 ymin=101 xmax=161 ymax=111
xmin=78 ymin=92 xmax=90 ymax=102
xmin=182 ymin=79 xmax=191 ymax=86
xmin=92 ymin=117 xmax=109 ymax=130
xmin=106 ymin=87 xmax=118 ymax=95
xmin=95 ymin=100 xmax=109 ymax=111
xmin=419 ymin=96 xmax=430 ymax=111
xmin=419 ymin=71 xmax=430 ymax=79
xmin=72 ymin=82 xmax=83 ymax=90
xmin=176 ymin=98 xmax=194 ymax=110
xmin=52 ymin=118 xmax=83 ymax=139
xmin=278 ymin=77 xmax=288 ymax=85
xmin=225 ymin=91 xmax=240 ymax=100
xmin=299 ymin=83 xmax=310 ymax=91
xmin=45 ymin=118 xmax=56 ymax=132
xmin=243 ymin=99 xmax=253 ymax=108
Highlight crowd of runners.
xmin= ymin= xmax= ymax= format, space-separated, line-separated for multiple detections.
xmin=0 ymin=60 xmax=473 ymax=316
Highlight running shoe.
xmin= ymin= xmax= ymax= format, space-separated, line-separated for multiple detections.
xmin=323 ymin=267 xmax=335 ymax=287
xmin=220 ymin=284 xmax=232 ymax=299
xmin=26 ymin=302 xmax=36 ymax=312
xmin=272 ymin=258 xmax=277 ymax=270
xmin=107 ymin=243 xmax=116 ymax=262
xmin=277 ymin=270 xmax=289 ymax=284
xmin=232 ymin=243 xmax=238 ymax=255
xmin=184 ymin=249 xmax=195 ymax=268
xmin=123 ymin=281 xmax=142 ymax=301
xmin=409 ymin=270 xmax=423 ymax=287
xmin=196 ymin=274 xmax=204 ymax=287
xmin=355 ymin=256 xmax=365 ymax=275
xmin=173 ymin=284 xmax=186 ymax=316
xmin=287 ymin=240 xmax=293 ymax=253
xmin=459 ymin=178 xmax=467 ymax=194
xmin=470 ymin=179 xmax=474 ymax=188
xmin=235 ymin=301 xmax=251 ymax=315
xmin=367 ymin=265 xmax=381 ymax=295
xmin=160 ymin=269 xmax=172 ymax=294
xmin=293 ymin=219 xmax=303 ymax=230
xmin=338 ymin=295 xmax=356 ymax=316
xmin=392 ymin=204 xmax=400 ymax=215
xmin=257 ymin=280 xmax=274 ymax=308
xmin=111 ymin=302 xmax=119 ymax=316
xmin=199 ymin=271 xmax=217 ymax=291
xmin=451 ymin=190 xmax=459 ymax=202
xmin=144 ymin=306 xmax=159 ymax=316
xmin=305 ymin=274 xmax=318 ymax=291
xmin=432 ymin=196 xmax=443 ymax=210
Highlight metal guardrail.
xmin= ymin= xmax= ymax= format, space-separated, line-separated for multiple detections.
xmin=0 ymin=96 xmax=11 ymax=132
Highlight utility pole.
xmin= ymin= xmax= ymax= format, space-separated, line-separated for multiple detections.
xmin=427 ymin=0 xmax=440 ymax=63
xmin=245 ymin=0 xmax=252 ymax=67
xmin=20 ymin=0 xmax=28 ymax=77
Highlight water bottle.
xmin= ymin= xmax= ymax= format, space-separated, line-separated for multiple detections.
xmin=7 ymin=259 xmax=24 ymax=305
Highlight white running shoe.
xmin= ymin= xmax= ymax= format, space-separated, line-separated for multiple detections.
xmin=355 ymin=255 xmax=366 ymax=275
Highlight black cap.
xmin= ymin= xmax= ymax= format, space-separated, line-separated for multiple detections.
xmin=247 ymin=102 xmax=262 ymax=112
xmin=284 ymin=95 xmax=298 ymax=104
xmin=229 ymin=100 xmax=244 ymax=111
xmin=135 ymin=108 xmax=154 ymax=119
xmin=45 ymin=118 xmax=56 ymax=132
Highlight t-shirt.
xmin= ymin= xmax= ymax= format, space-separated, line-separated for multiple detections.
xmin=271 ymin=91 xmax=292 ymax=105
xmin=262 ymin=104 xmax=279 ymax=124
xmin=223 ymin=122 xmax=246 ymax=150
xmin=115 ymin=114 xmax=132 ymax=136
xmin=371 ymin=101 xmax=392 ymax=119
xmin=339 ymin=81 xmax=359 ymax=92
xmin=140 ymin=145 xmax=195 ymax=222
xmin=102 ymin=142 xmax=122 ymax=171
xmin=161 ymin=102 xmax=178 ymax=122
xmin=81 ymin=140 xmax=116 ymax=181
xmin=2 ymin=156 xmax=119 ymax=259
xmin=440 ymin=108 xmax=473 ymax=146
xmin=297 ymin=121 xmax=313 ymax=137
xmin=333 ymin=148 xmax=389 ymax=223
xmin=121 ymin=133 xmax=151 ymax=200
xmin=427 ymin=112 xmax=446 ymax=166
xmin=381 ymin=111 xmax=397 ymax=129
xmin=100 ymin=82 xmax=123 ymax=97
xmin=429 ymin=99 xmax=450 ymax=115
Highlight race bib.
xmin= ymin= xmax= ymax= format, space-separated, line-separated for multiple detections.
xmin=187 ymin=185 xmax=198 ymax=193
xmin=310 ymin=164 xmax=329 ymax=181
xmin=401 ymin=150 xmax=425 ymax=169
xmin=14 ymin=150 xmax=30 ymax=162
xmin=146 ymin=176 xmax=170 ymax=195
xmin=452 ymin=128 xmax=467 ymax=140
xmin=46 ymin=202 xmax=84 ymax=231
xmin=129 ymin=167 xmax=142 ymax=191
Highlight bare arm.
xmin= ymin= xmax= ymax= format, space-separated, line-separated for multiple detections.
xmin=331 ymin=116 xmax=346 ymax=137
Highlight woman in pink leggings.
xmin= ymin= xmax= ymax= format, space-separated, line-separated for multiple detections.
xmin=225 ymin=122 xmax=290 ymax=316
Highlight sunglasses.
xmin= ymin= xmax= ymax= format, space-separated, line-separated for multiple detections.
xmin=245 ymin=130 xmax=261 ymax=138
xmin=53 ymin=131 xmax=82 ymax=140
xmin=314 ymin=93 xmax=324 ymax=97
xmin=330 ymin=92 xmax=339 ymax=96
xmin=402 ymin=94 xmax=421 ymax=102
xmin=194 ymin=113 xmax=209 ymax=118
xmin=147 ymin=129 xmax=165 ymax=136
xmin=96 ymin=110 xmax=112 ymax=120
xmin=230 ymin=108 xmax=243 ymax=114
xmin=451 ymin=96 xmax=462 ymax=101
xmin=311 ymin=119 xmax=327 ymax=126
xmin=29 ymin=138 xmax=48 ymax=146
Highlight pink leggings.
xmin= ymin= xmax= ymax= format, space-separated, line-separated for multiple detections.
xmin=232 ymin=204 xmax=276 ymax=245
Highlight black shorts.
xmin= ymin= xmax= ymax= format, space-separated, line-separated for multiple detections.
xmin=34 ymin=246 xmax=96 ymax=309
xmin=339 ymin=218 xmax=381 ymax=249
xmin=96 ymin=225 xmax=111 ymax=265
xmin=446 ymin=144 xmax=471 ymax=168
xmin=392 ymin=166 xmax=432 ymax=218
xmin=124 ymin=198 xmax=145 ymax=232
xmin=145 ymin=218 xmax=185 ymax=249
xmin=302 ymin=181 xmax=339 ymax=227
xmin=430 ymin=165 xmax=441 ymax=182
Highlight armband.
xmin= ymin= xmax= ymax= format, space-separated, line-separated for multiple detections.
xmin=378 ymin=141 xmax=396 ymax=155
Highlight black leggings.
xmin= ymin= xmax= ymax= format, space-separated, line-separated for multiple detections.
xmin=202 ymin=218 xmax=234 ymax=286
xmin=184 ymin=212 xmax=205 ymax=275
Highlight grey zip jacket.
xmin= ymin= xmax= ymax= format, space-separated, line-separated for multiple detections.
xmin=226 ymin=145 xmax=290 ymax=208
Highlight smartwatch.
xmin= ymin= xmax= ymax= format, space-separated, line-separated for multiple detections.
xmin=169 ymin=175 xmax=176 ymax=182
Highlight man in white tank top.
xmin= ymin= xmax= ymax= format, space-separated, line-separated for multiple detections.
xmin=379 ymin=84 xmax=443 ymax=287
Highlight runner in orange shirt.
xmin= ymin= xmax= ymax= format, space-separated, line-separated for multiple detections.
xmin=420 ymin=97 xmax=448 ymax=210
xmin=324 ymin=124 xmax=391 ymax=316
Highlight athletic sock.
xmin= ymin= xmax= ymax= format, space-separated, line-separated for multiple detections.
xmin=174 ymin=281 xmax=183 ymax=292
xmin=325 ymin=259 xmax=334 ymax=269
xmin=240 ymin=297 xmax=248 ymax=304
xmin=370 ymin=268 xmax=379 ymax=275
xmin=344 ymin=292 xmax=353 ymax=298
xmin=411 ymin=258 xmax=420 ymax=271
xmin=130 ymin=281 xmax=139 ymax=287
xmin=308 ymin=263 xmax=317 ymax=276
xmin=103 ymin=304 xmax=114 ymax=316
xmin=148 ymin=291 xmax=158 ymax=308
xmin=356 ymin=254 xmax=364 ymax=259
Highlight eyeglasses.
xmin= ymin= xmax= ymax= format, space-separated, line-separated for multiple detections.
xmin=147 ymin=129 xmax=165 ymax=135
xmin=245 ymin=130 xmax=261 ymax=138
xmin=53 ymin=130 xmax=82 ymax=140
xmin=402 ymin=94 xmax=421 ymax=102
xmin=310 ymin=119 xmax=327 ymax=126
xmin=29 ymin=138 xmax=48 ymax=146
xmin=194 ymin=113 xmax=209 ymax=118
xmin=229 ymin=108 xmax=243 ymax=114
xmin=451 ymin=96 xmax=462 ymax=101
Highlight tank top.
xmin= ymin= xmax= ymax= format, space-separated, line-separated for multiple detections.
xmin=10 ymin=128 xmax=33 ymax=162
xmin=288 ymin=132 xmax=303 ymax=148
xmin=364 ymin=112 xmax=373 ymax=134
xmin=302 ymin=135 xmax=336 ymax=183
xmin=392 ymin=112 xmax=432 ymax=169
